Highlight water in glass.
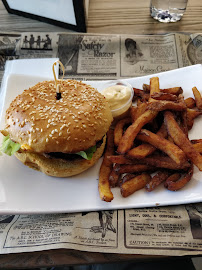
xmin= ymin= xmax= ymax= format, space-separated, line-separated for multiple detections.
xmin=150 ymin=0 xmax=188 ymax=22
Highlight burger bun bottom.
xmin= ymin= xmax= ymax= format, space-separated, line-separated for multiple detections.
xmin=15 ymin=135 xmax=106 ymax=177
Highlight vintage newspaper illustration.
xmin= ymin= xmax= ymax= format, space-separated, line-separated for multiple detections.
xmin=1 ymin=31 xmax=202 ymax=83
xmin=1 ymin=206 xmax=202 ymax=255
xmin=19 ymin=32 xmax=59 ymax=60
xmin=57 ymin=33 xmax=119 ymax=80
xmin=1 ymin=31 xmax=202 ymax=256
xmin=120 ymin=33 xmax=179 ymax=77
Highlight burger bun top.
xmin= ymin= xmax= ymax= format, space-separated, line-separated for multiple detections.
xmin=4 ymin=79 xmax=113 ymax=153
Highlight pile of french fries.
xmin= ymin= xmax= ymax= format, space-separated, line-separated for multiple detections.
xmin=99 ymin=77 xmax=202 ymax=202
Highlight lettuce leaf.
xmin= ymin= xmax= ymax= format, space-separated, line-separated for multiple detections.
xmin=76 ymin=145 xmax=96 ymax=160
xmin=0 ymin=135 xmax=96 ymax=160
xmin=0 ymin=135 xmax=21 ymax=156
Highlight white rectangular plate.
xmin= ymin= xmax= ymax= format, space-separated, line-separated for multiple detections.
xmin=1 ymin=64 xmax=202 ymax=214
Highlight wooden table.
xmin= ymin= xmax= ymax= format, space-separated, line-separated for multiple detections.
xmin=0 ymin=0 xmax=201 ymax=268
xmin=0 ymin=0 xmax=202 ymax=34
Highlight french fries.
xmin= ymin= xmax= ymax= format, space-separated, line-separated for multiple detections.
xmin=108 ymin=154 xmax=191 ymax=170
xmin=133 ymin=88 xmax=149 ymax=102
xmin=127 ymin=143 xmax=156 ymax=160
xmin=164 ymin=111 xmax=202 ymax=171
xmin=146 ymin=171 xmax=170 ymax=192
xmin=114 ymin=118 xmax=131 ymax=146
xmin=121 ymin=173 xmax=151 ymax=197
xmin=185 ymin=97 xmax=196 ymax=109
xmin=161 ymin=87 xmax=183 ymax=95
xmin=130 ymin=106 xmax=138 ymax=122
xmin=178 ymin=94 xmax=188 ymax=137
xmin=137 ymin=129 xmax=187 ymax=165
xmin=142 ymin=83 xmax=150 ymax=92
xmin=148 ymin=99 xmax=186 ymax=112
xmin=151 ymin=92 xmax=178 ymax=101
xmin=98 ymin=129 xmax=114 ymax=202
xmin=150 ymin=77 xmax=160 ymax=100
xmin=193 ymin=142 xmax=202 ymax=153
xmin=143 ymin=84 xmax=182 ymax=95
xmin=136 ymin=155 xmax=191 ymax=170
xmin=128 ymin=123 xmax=167 ymax=159
xmin=115 ymin=164 xmax=155 ymax=174
xmin=109 ymin=165 xmax=120 ymax=187
xmin=117 ymin=109 xmax=157 ymax=154
xmin=164 ymin=164 xmax=193 ymax=191
xmin=186 ymin=108 xmax=202 ymax=130
xmin=117 ymin=77 xmax=161 ymax=154
xmin=99 ymin=75 xmax=202 ymax=201
xmin=132 ymin=102 xmax=148 ymax=121
xmin=191 ymin=139 xmax=202 ymax=144
xmin=192 ymin=87 xmax=202 ymax=110
xmin=122 ymin=174 xmax=136 ymax=183
xmin=107 ymin=155 xmax=135 ymax=164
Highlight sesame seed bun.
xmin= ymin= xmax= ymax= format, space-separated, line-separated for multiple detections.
xmin=4 ymin=79 xmax=113 ymax=153
xmin=14 ymin=135 xmax=106 ymax=177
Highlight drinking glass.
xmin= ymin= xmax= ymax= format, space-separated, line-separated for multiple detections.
xmin=150 ymin=0 xmax=188 ymax=22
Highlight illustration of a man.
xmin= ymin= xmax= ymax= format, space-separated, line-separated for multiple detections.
xmin=82 ymin=210 xmax=116 ymax=238
xmin=22 ymin=35 xmax=29 ymax=48
xmin=36 ymin=36 xmax=41 ymax=49
xmin=43 ymin=34 xmax=52 ymax=49
xmin=29 ymin=34 xmax=35 ymax=49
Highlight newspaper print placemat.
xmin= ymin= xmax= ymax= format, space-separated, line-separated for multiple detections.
xmin=1 ymin=31 xmax=202 ymax=256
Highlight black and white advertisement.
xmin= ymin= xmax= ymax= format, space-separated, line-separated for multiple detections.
xmin=0 ymin=31 xmax=202 ymax=83
xmin=1 ymin=207 xmax=202 ymax=255
xmin=120 ymin=34 xmax=179 ymax=77
xmin=58 ymin=34 xmax=119 ymax=79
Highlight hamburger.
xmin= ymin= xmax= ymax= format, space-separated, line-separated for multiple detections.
xmin=0 ymin=79 xmax=113 ymax=177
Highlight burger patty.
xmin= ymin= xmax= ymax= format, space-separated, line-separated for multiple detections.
xmin=43 ymin=137 xmax=104 ymax=161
